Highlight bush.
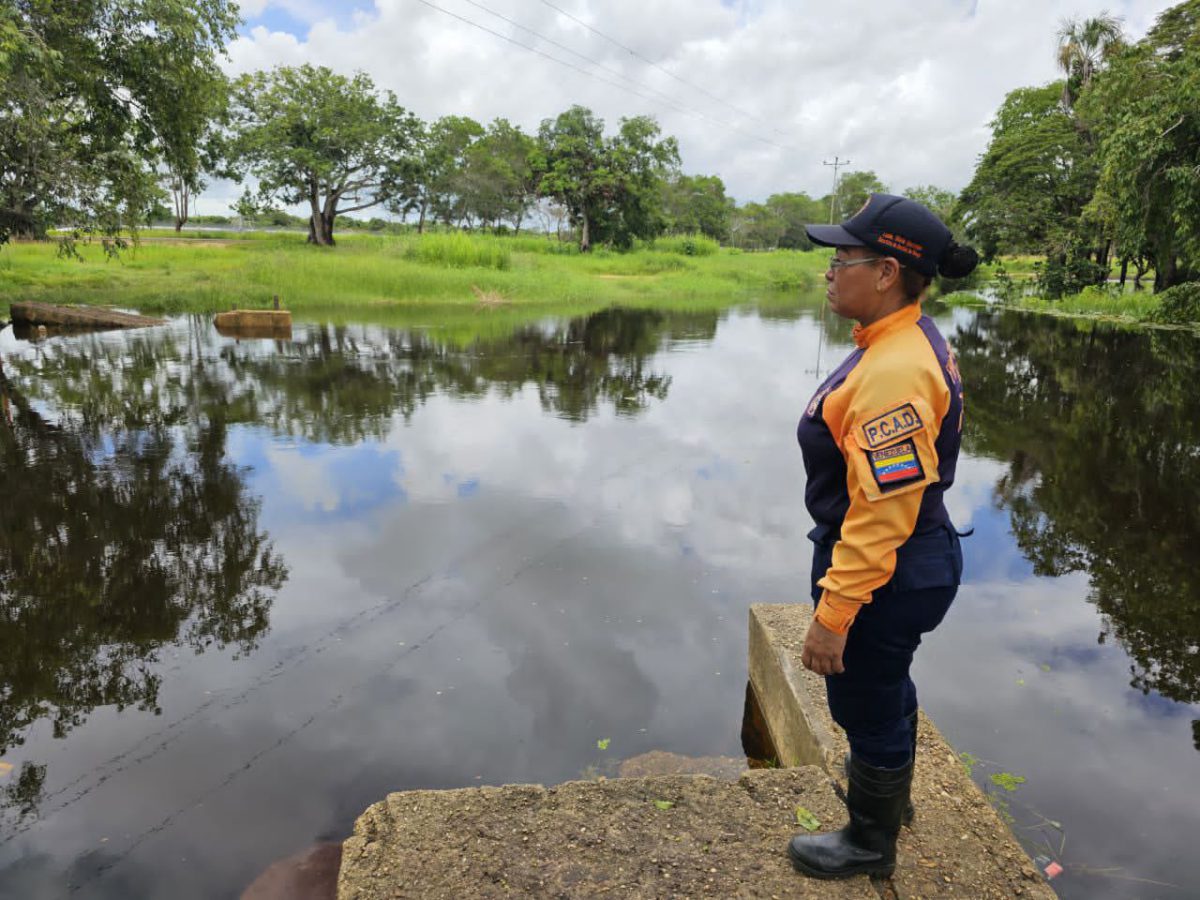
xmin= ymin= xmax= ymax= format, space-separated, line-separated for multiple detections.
xmin=404 ymin=233 xmax=511 ymax=270
xmin=1033 ymin=250 xmax=1107 ymax=299
xmin=652 ymin=234 xmax=720 ymax=257
xmin=1149 ymin=281 xmax=1200 ymax=325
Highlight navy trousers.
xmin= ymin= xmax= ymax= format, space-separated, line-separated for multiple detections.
xmin=809 ymin=525 xmax=961 ymax=769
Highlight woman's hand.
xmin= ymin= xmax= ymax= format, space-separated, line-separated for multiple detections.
xmin=801 ymin=619 xmax=847 ymax=675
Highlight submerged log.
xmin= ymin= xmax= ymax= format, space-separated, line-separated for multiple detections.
xmin=213 ymin=309 xmax=293 ymax=340
xmin=9 ymin=301 xmax=165 ymax=330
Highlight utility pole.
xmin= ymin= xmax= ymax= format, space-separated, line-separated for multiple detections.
xmin=824 ymin=156 xmax=849 ymax=223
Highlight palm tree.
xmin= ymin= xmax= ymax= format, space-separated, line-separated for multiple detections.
xmin=1056 ymin=13 xmax=1126 ymax=108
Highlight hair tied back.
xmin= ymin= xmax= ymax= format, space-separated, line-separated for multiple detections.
xmin=938 ymin=240 xmax=979 ymax=279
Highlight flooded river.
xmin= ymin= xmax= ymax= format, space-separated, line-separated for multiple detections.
xmin=1 ymin=297 xmax=1197 ymax=898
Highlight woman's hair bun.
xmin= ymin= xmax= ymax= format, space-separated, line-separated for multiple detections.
xmin=938 ymin=241 xmax=979 ymax=279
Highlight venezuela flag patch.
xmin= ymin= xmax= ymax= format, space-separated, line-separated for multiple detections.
xmin=867 ymin=439 xmax=924 ymax=492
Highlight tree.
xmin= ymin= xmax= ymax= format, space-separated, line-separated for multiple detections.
xmin=1078 ymin=0 xmax=1200 ymax=289
xmin=729 ymin=202 xmax=785 ymax=250
xmin=958 ymin=84 xmax=1097 ymax=262
xmin=461 ymin=119 xmax=536 ymax=232
xmin=825 ymin=171 xmax=887 ymax=223
xmin=425 ymin=116 xmax=485 ymax=228
xmin=228 ymin=65 xmax=421 ymax=246
xmin=0 ymin=0 xmax=239 ymax=244
xmin=536 ymin=106 xmax=679 ymax=252
xmin=154 ymin=70 xmax=230 ymax=232
xmin=766 ymin=193 xmax=825 ymax=250
xmin=662 ymin=174 xmax=734 ymax=241
xmin=1056 ymin=12 xmax=1126 ymax=108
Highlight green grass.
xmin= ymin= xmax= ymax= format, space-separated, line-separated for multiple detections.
xmin=1013 ymin=284 xmax=1162 ymax=321
xmin=403 ymin=232 xmax=512 ymax=270
xmin=0 ymin=232 xmax=826 ymax=321
xmin=941 ymin=256 xmax=1195 ymax=328
xmin=647 ymin=233 xmax=721 ymax=257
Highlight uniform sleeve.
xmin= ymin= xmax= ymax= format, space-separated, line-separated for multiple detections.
xmin=813 ymin=391 xmax=944 ymax=635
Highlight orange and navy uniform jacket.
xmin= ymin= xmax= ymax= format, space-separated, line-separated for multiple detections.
xmin=797 ymin=302 xmax=964 ymax=635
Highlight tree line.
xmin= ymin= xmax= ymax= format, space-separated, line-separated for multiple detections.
xmin=957 ymin=1 xmax=1199 ymax=294
xmin=0 ymin=1 xmax=953 ymax=255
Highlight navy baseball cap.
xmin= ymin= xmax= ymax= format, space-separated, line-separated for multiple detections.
xmin=806 ymin=193 xmax=953 ymax=277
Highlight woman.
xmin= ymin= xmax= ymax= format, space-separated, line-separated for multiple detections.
xmin=788 ymin=194 xmax=978 ymax=879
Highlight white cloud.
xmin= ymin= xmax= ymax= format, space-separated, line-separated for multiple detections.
xmin=214 ymin=0 xmax=1176 ymax=213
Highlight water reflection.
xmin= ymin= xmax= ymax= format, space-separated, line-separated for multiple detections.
xmin=1 ymin=301 xmax=1197 ymax=900
xmin=0 ymin=361 xmax=288 ymax=820
xmin=236 ymin=307 xmax=701 ymax=432
xmin=0 ymin=306 xmax=716 ymax=823
xmin=957 ymin=312 xmax=1200 ymax=711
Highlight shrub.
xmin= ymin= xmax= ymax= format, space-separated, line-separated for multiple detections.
xmin=404 ymin=233 xmax=511 ymax=270
xmin=1149 ymin=281 xmax=1200 ymax=325
xmin=652 ymin=234 xmax=720 ymax=257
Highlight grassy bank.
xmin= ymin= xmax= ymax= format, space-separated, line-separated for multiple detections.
xmin=0 ymin=232 xmax=823 ymax=320
xmin=942 ymin=259 xmax=1200 ymax=329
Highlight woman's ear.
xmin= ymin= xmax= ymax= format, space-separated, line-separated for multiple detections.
xmin=876 ymin=257 xmax=901 ymax=292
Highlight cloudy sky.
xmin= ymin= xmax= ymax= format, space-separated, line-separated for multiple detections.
xmin=203 ymin=0 xmax=1174 ymax=215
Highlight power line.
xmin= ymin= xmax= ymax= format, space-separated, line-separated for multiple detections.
xmin=413 ymin=0 xmax=692 ymax=114
xmin=535 ymin=0 xmax=786 ymax=135
xmin=414 ymin=0 xmax=789 ymax=150
xmin=458 ymin=0 xmax=785 ymax=147
xmin=457 ymin=0 xmax=682 ymax=110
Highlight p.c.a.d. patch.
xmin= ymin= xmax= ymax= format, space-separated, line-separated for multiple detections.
xmin=867 ymin=439 xmax=925 ymax=492
xmin=860 ymin=402 xmax=923 ymax=448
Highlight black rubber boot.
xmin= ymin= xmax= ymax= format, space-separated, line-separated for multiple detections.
xmin=789 ymin=756 xmax=913 ymax=879
xmin=842 ymin=710 xmax=918 ymax=826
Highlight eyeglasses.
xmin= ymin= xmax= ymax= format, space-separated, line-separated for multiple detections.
xmin=828 ymin=256 xmax=885 ymax=272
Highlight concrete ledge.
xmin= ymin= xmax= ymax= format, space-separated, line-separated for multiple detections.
xmin=335 ymin=604 xmax=1055 ymax=899
xmin=213 ymin=309 xmax=293 ymax=340
xmin=339 ymin=769 xmax=876 ymax=899
xmin=748 ymin=603 xmax=841 ymax=771
xmin=748 ymin=603 xmax=1056 ymax=899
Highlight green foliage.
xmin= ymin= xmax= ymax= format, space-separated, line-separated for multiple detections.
xmin=1079 ymin=3 xmax=1200 ymax=290
xmin=404 ymin=233 xmax=511 ymax=270
xmin=989 ymin=772 xmax=1027 ymax=792
xmin=961 ymin=3 xmax=1198 ymax=295
xmin=1056 ymin=13 xmax=1126 ymax=108
xmin=537 ymin=106 xmax=680 ymax=252
xmin=502 ymin=235 xmax=578 ymax=255
xmin=596 ymin=738 xmax=611 ymax=750
xmin=766 ymin=193 xmax=825 ymax=250
xmin=1033 ymin=247 xmax=1109 ymax=299
xmin=228 ymin=65 xmax=421 ymax=245
xmin=959 ymin=751 xmax=980 ymax=776
xmin=730 ymin=202 xmax=785 ymax=250
xmin=992 ymin=260 xmax=1021 ymax=302
xmin=0 ymin=0 xmax=239 ymax=243
xmin=959 ymin=83 xmax=1096 ymax=261
xmin=1148 ymin=281 xmax=1200 ymax=324
xmin=461 ymin=118 xmax=538 ymax=231
xmin=0 ymin=234 xmax=823 ymax=315
xmin=794 ymin=807 xmax=821 ymax=831
xmin=661 ymin=174 xmax=733 ymax=241
xmin=651 ymin=234 xmax=719 ymax=257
